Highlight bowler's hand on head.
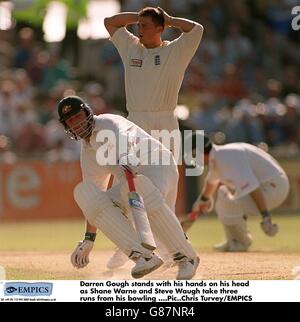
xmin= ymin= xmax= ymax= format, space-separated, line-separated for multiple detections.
xmin=157 ymin=7 xmax=172 ymax=27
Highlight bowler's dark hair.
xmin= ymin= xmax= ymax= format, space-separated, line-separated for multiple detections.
xmin=138 ymin=7 xmax=164 ymax=27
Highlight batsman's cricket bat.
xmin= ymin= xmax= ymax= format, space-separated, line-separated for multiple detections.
xmin=124 ymin=168 xmax=156 ymax=251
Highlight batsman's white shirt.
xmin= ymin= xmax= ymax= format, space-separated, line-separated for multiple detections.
xmin=110 ymin=24 xmax=203 ymax=131
xmin=80 ymin=114 xmax=178 ymax=209
xmin=207 ymin=143 xmax=287 ymax=200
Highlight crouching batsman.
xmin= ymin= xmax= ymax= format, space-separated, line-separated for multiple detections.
xmin=57 ymin=96 xmax=199 ymax=279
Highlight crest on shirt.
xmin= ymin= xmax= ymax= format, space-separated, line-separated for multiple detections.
xmin=130 ymin=59 xmax=143 ymax=67
xmin=154 ymin=55 xmax=160 ymax=65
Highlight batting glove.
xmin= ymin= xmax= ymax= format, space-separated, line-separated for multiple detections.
xmin=71 ymin=240 xmax=94 ymax=269
xmin=260 ymin=216 xmax=278 ymax=237
xmin=192 ymin=195 xmax=214 ymax=214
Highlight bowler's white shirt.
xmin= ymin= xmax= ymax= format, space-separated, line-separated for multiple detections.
xmin=207 ymin=143 xmax=285 ymax=200
xmin=111 ymin=24 xmax=203 ymax=112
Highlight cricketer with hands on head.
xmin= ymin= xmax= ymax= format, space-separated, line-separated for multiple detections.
xmin=103 ymin=5 xmax=203 ymax=269
xmin=104 ymin=6 xmax=204 ymax=145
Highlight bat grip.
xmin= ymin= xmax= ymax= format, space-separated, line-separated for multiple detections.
xmin=124 ymin=169 xmax=136 ymax=192
xmin=189 ymin=211 xmax=199 ymax=221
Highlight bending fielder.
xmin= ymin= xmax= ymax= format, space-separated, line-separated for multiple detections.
xmin=57 ymin=96 xmax=199 ymax=279
xmin=188 ymin=134 xmax=289 ymax=252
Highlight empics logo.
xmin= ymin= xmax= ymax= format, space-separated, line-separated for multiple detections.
xmin=5 ymin=286 xmax=17 ymax=294
xmin=291 ymin=6 xmax=300 ymax=31
xmin=4 ymin=282 xmax=53 ymax=297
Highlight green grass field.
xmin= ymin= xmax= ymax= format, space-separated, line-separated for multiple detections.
xmin=0 ymin=214 xmax=299 ymax=252
xmin=0 ymin=214 xmax=299 ymax=280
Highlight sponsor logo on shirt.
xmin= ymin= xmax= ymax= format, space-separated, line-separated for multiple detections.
xmin=130 ymin=59 xmax=143 ymax=67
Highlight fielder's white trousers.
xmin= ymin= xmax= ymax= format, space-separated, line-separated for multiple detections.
xmin=215 ymin=173 xmax=290 ymax=225
xmin=127 ymin=111 xmax=180 ymax=156
xmin=128 ymin=111 xmax=179 ymax=133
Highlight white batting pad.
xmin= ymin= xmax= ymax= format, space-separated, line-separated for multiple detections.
xmin=215 ymin=185 xmax=244 ymax=225
xmin=222 ymin=220 xmax=253 ymax=247
xmin=74 ymin=182 xmax=152 ymax=258
xmin=128 ymin=191 xmax=156 ymax=250
xmin=127 ymin=175 xmax=197 ymax=260
xmin=214 ymin=186 xmax=252 ymax=246
xmin=74 ymin=182 xmax=104 ymax=223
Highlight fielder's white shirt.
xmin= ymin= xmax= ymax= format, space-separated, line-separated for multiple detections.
xmin=80 ymin=114 xmax=173 ymax=190
xmin=207 ymin=143 xmax=285 ymax=200
xmin=111 ymin=24 xmax=203 ymax=112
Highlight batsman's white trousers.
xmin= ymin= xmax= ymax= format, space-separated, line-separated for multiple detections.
xmin=109 ymin=161 xmax=178 ymax=214
xmin=75 ymin=160 xmax=197 ymax=259
xmin=108 ymin=163 xmax=197 ymax=260
xmin=215 ymin=173 xmax=289 ymax=225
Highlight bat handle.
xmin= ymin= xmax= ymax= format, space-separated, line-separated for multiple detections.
xmin=124 ymin=168 xmax=136 ymax=192
xmin=189 ymin=211 xmax=199 ymax=221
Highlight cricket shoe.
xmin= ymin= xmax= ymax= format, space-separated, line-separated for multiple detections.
xmin=176 ymin=256 xmax=200 ymax=280
xmin=213 ymin=239 xmax=251 ymax=252
xmin=106 ymin=248 xmax=129 ymax=270
xmin=131 ymin=254 xmax=163 ymax=279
